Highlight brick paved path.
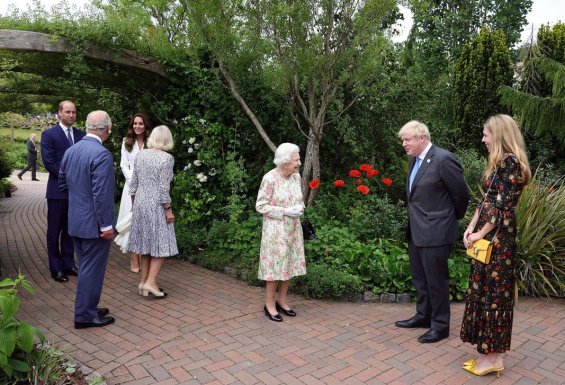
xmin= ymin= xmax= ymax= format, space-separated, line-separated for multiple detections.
xmin=1 ymin=172 xmax=564 ymax=385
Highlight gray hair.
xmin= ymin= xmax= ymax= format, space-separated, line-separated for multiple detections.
xmin=273 ymin=143 xmax=300 ymax=166
xmin=85 ymin=110 xmax=112 ymax=132
xmin=397 ymin=120 xmax=431 ymax=140
xmin=147 ymin=125 xmax=174 ymax=151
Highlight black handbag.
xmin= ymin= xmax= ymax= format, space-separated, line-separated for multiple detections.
xmin=301 ymin=214 xmax=317 ymax=241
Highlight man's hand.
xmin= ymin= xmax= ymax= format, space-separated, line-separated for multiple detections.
xmin=100 ymin=229 xmax=114 ymax=240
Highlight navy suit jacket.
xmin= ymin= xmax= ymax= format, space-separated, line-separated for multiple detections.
xmin=407 ymin=145 xmax=470 ymax=247
xmin=59 ymin=136 xmax=115 ymax=239
xmin=41 ymin=124 xmax=86 ymax=199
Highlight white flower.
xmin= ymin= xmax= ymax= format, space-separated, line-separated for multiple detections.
xmin=188 ymin=137 xmax=196 ymax=144
xmin=194 ymin=143 xmax=200 ymax=149
xmin=199 ymin=118 xmax=206 ymax=124
xmin=172 ymin=119 xmax=178 ymax=124
xmin=184 ymin=164 xmax=191 ymax=170
xmin=194 ymin=160 xmax=202 ymax=166
xmin=196 ymin=173 xmax=208 ymax=183
xmin=187 ymin=147 xmax=193 ymax=153
xmin=182 ymin=140 xmax=187 ymax=145
xmin=209 ymin=168 xmax=217 ymax=176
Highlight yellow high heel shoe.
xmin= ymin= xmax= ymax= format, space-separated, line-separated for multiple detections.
xmin=462 ymin=359 xmax=476 ymax=367
xmin=463 ymin=361 xmax=504 ymax=377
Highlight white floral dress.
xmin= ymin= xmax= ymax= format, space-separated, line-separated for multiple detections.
xmin=256 ymin=169 xmax=306 ymax=281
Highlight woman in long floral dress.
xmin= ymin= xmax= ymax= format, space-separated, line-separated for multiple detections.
xmin=128 ymin=125 xmax=178 ymax=298
xmin=256 ymin=143 xmax=307 ymax=322
xmin=461 ymin=114 xmax=531 ymax=377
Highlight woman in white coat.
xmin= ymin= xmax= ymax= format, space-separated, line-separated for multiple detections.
xmin=115 ymin=113 xmax=151 ymax=272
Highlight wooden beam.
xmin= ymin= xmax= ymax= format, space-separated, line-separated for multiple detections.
xmin=0 ymin=29 xmax=166 ymax=77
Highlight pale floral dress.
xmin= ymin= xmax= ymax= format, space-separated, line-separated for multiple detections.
xmin=256 ymin=169 xmax=307 ymax=281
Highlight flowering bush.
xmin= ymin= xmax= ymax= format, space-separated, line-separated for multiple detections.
xmin=311 ymin=163 xmax=393 ymax=197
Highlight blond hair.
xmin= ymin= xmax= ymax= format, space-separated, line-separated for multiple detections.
xmin=483 ymin=114 xmax=531 ymax=184
xmin=147 ymin=125 xmax=174 ymax=151
xmin=397 ymin=120 xmax=431 ymax=140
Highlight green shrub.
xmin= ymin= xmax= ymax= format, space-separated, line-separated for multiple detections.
xmin=449 ymin=253 xmax=471 ymax=301
xmin=516 ymin=172 xmax=565 ymax=297
xmin=293 ymin=263 xmax=364 ymax=300
xmin=0 ymin=273 xmax=45 ymax=378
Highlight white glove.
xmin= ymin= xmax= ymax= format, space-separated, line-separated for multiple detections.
xmin=283 ymin=205 xmax=304 ymax=217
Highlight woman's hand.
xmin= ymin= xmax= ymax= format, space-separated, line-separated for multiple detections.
xmin=165 ymin=210 xmax=175 ymax=224
xmin=464 ymin=231 xmax=482 ymax=249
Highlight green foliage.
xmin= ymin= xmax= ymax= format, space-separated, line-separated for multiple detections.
xmin=515 ymin=172 xmax=565 ymax=297
xmin=456 ymin=148 xmax=487 ymax=200
xmin=0 ymin=140 xmax=17 ymax=180
xmin=449 ymin=255 xmax=471 ymax=301
xmin=292 ymin=263 xmax=364 ymax=300
xmin=453 ymin=26 xmax=513 ymax=149
xmin=0 ymin=273 xmax=45 ymax=378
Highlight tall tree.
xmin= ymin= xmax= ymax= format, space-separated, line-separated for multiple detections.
xmin=408 ymin=0 xmax=532 ymax=70
xmin=185 ymin=0 xmax=398 ymax=205
xmin=500 ymin=22 xmax=565 ymax=148
xmin=453 ymin=26 xmax=513 ymax=148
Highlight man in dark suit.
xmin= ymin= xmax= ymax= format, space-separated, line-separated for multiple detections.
xmin=396 ymin=120 xmax=469 ymax=343
xmin=17 ymin=133 xmax=39 ymax=181
xmin=59 ymin=110 xmax=115 ymax=329
xmin=41 ymin=101 xmax=86 ymax=283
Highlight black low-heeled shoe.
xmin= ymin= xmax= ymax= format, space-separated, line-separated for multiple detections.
xmin=264 ymin=305 xmax=283 ymax=322
xmin=276 ymin=301 xmax=297 ymax=317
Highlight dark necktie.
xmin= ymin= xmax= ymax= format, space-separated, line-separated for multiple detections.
xmin=66 ymin=128 xmax=73 ymax=145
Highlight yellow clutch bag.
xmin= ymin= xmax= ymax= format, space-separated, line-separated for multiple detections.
xmin=466 ymin=239 xmax=493 ymax=264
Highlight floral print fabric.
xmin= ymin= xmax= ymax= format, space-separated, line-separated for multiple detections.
xmin=460 ymin=154 xmax=525 ymax=354
xmin=256 ymin=169 xmax=306 ymax=281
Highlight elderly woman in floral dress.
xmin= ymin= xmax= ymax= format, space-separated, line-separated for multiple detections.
xmin=256 ymin=143 xmax=307 ymax=322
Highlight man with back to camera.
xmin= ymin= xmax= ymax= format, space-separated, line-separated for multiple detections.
xmin=17 ymin=133 xmax=39 ymax=181
xmin=41 ymin=101 xmax=85 ymax=283
xmin=59 ymin=110 xmax=115 ymax=329
xmin=396 ymin=120 xmax=469 ymax=343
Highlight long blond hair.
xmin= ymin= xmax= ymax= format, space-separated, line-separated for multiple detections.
xmin=483 ymin=114 xmax=531 ymax=184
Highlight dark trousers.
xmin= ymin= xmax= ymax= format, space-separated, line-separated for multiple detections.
xmin=18 ymin=160 xmax=37 ymax=179
xmin=408 ymin=238 xmax=451 ymax=332
xmin=46 ymin=199 xmax=75 ymax=274
xmin=73 ymin=237 xmax=111 ymax=322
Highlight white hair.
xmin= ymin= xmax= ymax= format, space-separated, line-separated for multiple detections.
xmin=273 ymin=143 xmax=300 ymax=166
xmin=147 ymin=125 xmax=174 ymax=151
xmin=85 ymin=110 xmax=112 ymax=132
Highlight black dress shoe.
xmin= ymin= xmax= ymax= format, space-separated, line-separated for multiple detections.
xmin=395 ymin=317 xmax=431 ymax=328
xmin=74 ymin=316 xmax=115 ymax=329
xmin=97 ymin=308 xmax=109 ymax=317
xmin=17 ymin=175 xmax=22 ymax=180
xmin=64 ymin=267 xmax=78 ymax=276
xmin=264 ymin=305 xmax=283 ymax=322
xmin=418 ymin=329 xmax=449 ymax=343
xmin=32 ymin=178 xmax=40 ymax=181
xmin=276 ymin=301 xmax=297 ymax=317
xmin=51 ymin=272 xmax=68 ymax=283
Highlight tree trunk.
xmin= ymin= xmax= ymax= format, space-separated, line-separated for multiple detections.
xmin=301 ymin=127 xmax=321 ymax=206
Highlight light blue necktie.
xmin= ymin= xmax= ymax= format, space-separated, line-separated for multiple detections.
xmin=409 ymin=157 xmax=421 ymax=192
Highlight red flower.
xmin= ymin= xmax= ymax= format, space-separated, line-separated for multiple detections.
xmin=382 ymin=177 xmax=393 ymax=186
xmin=357 ymin=185 xmax=370 ymax=195
xmin=308 ymin=179 xmax=320 ymax=189
xmin=366 ymin=169 xmax=379 ymax=178
xmin=359 ymin=164 xmax=373 ymax=172
xmin=334 ymin=179 xmax=345 ymax=188
xmin=349 ymin=169 xmax=362 ymax=178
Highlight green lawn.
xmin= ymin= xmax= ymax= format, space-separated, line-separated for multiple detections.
xmin=0 ymin=127 xmax=42 ymax=141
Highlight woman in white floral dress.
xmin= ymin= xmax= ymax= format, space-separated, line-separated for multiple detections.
xmin=256 ymin=143 xmax=307 ymax=322
xmin=128 ymin=125 xmax=177 ymax=298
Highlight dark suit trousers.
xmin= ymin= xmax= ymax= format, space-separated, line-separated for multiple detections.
xmin=18 ymin=159 xmax=37 ymax=179
xmin=46 ymin=199 xmax=75 ymax=273
xmin=73 ymin=237 xmax=111 ymax=322
xmin=408 ymin=238 xmax=451 ymax=332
